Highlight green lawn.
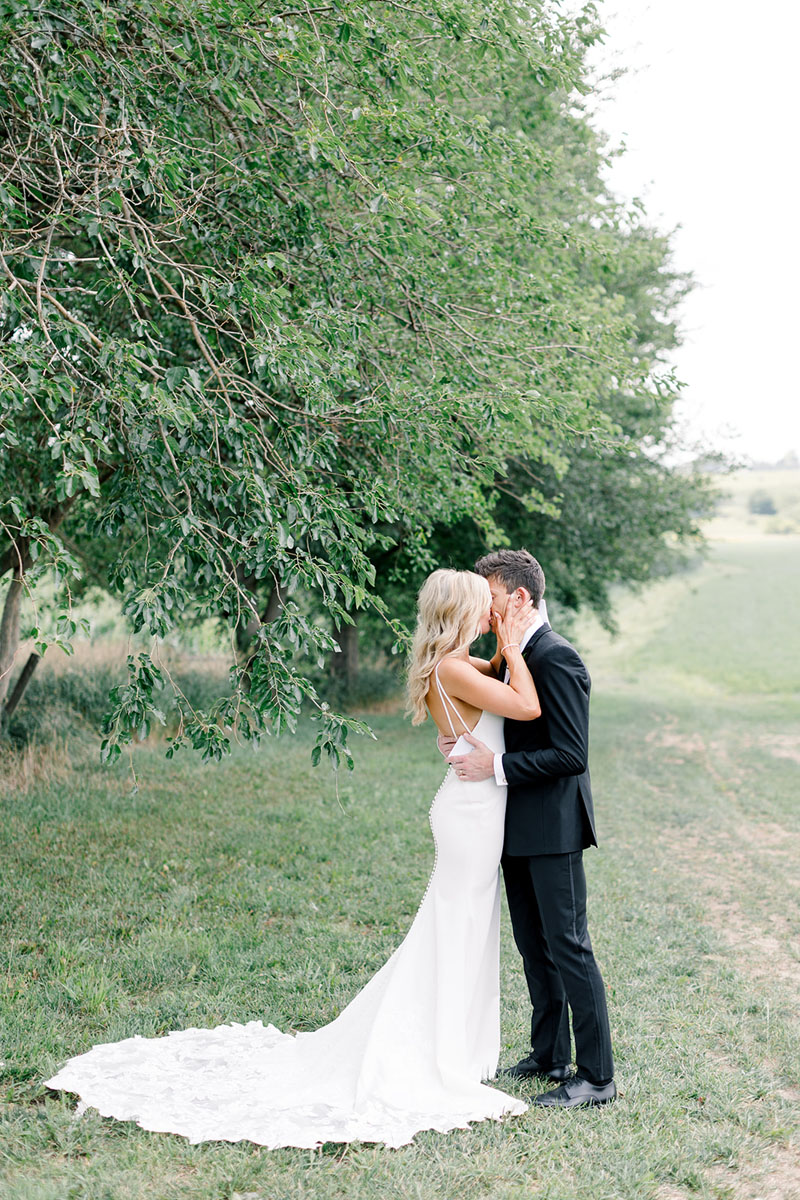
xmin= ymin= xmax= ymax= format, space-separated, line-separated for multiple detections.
xmin=1 ymin=527 xmax=799 ymax=1199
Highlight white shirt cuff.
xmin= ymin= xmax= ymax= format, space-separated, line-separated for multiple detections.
xmin=493 ymin=753 xmax=507 ymax=786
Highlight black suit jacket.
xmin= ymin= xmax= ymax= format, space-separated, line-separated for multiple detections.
xmin=501 ymin=624 xmax=597 ymax=856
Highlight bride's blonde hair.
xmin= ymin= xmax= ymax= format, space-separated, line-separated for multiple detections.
xmin=406 ymin=569 xmax=491 ymax=725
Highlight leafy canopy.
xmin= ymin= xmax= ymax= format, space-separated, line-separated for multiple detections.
xmin=0 ymin=0 xmax=711 ymax=763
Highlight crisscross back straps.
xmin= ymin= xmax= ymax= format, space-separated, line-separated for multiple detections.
xmin=433 ymin=663 xmax=469 ymax=735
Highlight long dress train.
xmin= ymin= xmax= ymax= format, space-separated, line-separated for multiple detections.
xmin=45 ymin=683 xmax=526 ymax=1149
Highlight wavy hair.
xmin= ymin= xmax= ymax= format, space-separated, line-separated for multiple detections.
xmin=406 ymin=569 xmax=491 ymax=725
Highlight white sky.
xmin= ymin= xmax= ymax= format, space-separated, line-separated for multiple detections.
xmin=582 ymin=0 xmax=800 ymax=463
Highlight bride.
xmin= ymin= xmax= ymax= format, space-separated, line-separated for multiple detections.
xmin=45 ymin=568 xmax=541 ymax=1149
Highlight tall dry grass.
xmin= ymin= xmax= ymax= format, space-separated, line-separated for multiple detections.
xmin=1 ymin=637 xmax=234 ymax=795
xmin=0 ymin=737 xmax=74 ymax=800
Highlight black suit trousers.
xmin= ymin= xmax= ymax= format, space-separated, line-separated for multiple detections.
xmin=501 ymin=850 xmax=614 ymax=1085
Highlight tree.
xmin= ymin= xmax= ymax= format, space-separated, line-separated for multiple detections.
xmin=1 ymin=0 xmax=712 ymax=759
xmin=348 ymin=47 xmax=716 ymax=649
xmin=748 ymin=490 xmax=776 ymax=516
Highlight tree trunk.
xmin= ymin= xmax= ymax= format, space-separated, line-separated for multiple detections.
xmin=5 ymin=652 xmax=41 ymax=719
xmin=239 ymin=582 xmax=284 ymax=690
xmin=333 ymin=614 xmax=359 ymax=687
xmin=235 ymin=578 xmax=284 ymax=660
xmin=0 ymin=575 xmax=24 ymax=729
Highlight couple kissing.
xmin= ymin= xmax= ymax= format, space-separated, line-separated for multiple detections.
xmin=45 ymin=548 xmax=615 ymax=1149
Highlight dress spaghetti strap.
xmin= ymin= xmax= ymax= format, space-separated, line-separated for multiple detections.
xmin=433 ymin=663 xmax=470 ymax=736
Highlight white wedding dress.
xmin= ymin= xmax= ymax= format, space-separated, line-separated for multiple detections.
xmin=45 ymin=673 xmax=526 ymax=1149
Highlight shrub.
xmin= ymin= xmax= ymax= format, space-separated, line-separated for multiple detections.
xmin=748 ymin=489 xmax=777 ymax=515
xmin=314 ymin=666 xmax=404 ymax=713
xmin=765 ymin=514 xmax=800 ymax=535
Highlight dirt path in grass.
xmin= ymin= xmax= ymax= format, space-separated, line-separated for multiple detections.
xmin=657 ymin=1146 xmax=800 ymax=1200
xmin=647 ymin=725 xmax=800 ymax=1200
xmin=670 ymin=819 xmax=800 ymax=995
xmin=646 ymin=723 xmax=800 ymax=995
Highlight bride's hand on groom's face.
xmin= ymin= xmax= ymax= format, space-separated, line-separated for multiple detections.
xmin=496 ymin=595 xmax=534 ymax=646
xmin=508 ymin=598 xmax=534 ymax=641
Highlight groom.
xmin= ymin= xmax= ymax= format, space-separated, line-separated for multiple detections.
xmin=448 ymin=549 xmax=616 ymax=1108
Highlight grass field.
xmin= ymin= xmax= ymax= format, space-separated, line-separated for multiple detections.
xmin=1 ymin=475 xmax=799 ymax=1200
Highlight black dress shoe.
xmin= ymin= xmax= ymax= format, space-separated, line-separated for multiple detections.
xmin=499 ymin=1053 xmax=573 ymax=1082
xmin=534 ymin=1075 xmax=617 ymax=1108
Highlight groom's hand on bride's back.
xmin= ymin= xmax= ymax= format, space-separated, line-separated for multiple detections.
xmin=450 ymin=734 xmax=495 ymax=782
xmin=437 ymin=734 xmax=458 ymax=759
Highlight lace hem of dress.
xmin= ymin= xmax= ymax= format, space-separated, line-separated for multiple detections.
xmin=45 ymin=1020 xmax=527 ymax=1150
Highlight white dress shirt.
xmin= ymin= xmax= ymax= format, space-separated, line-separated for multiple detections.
xmin=493 ymin=613 xmax=544 ymax=787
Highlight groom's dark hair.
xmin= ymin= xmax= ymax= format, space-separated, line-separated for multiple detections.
xmin=474 ymin=549 xmax=546 ymax=608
